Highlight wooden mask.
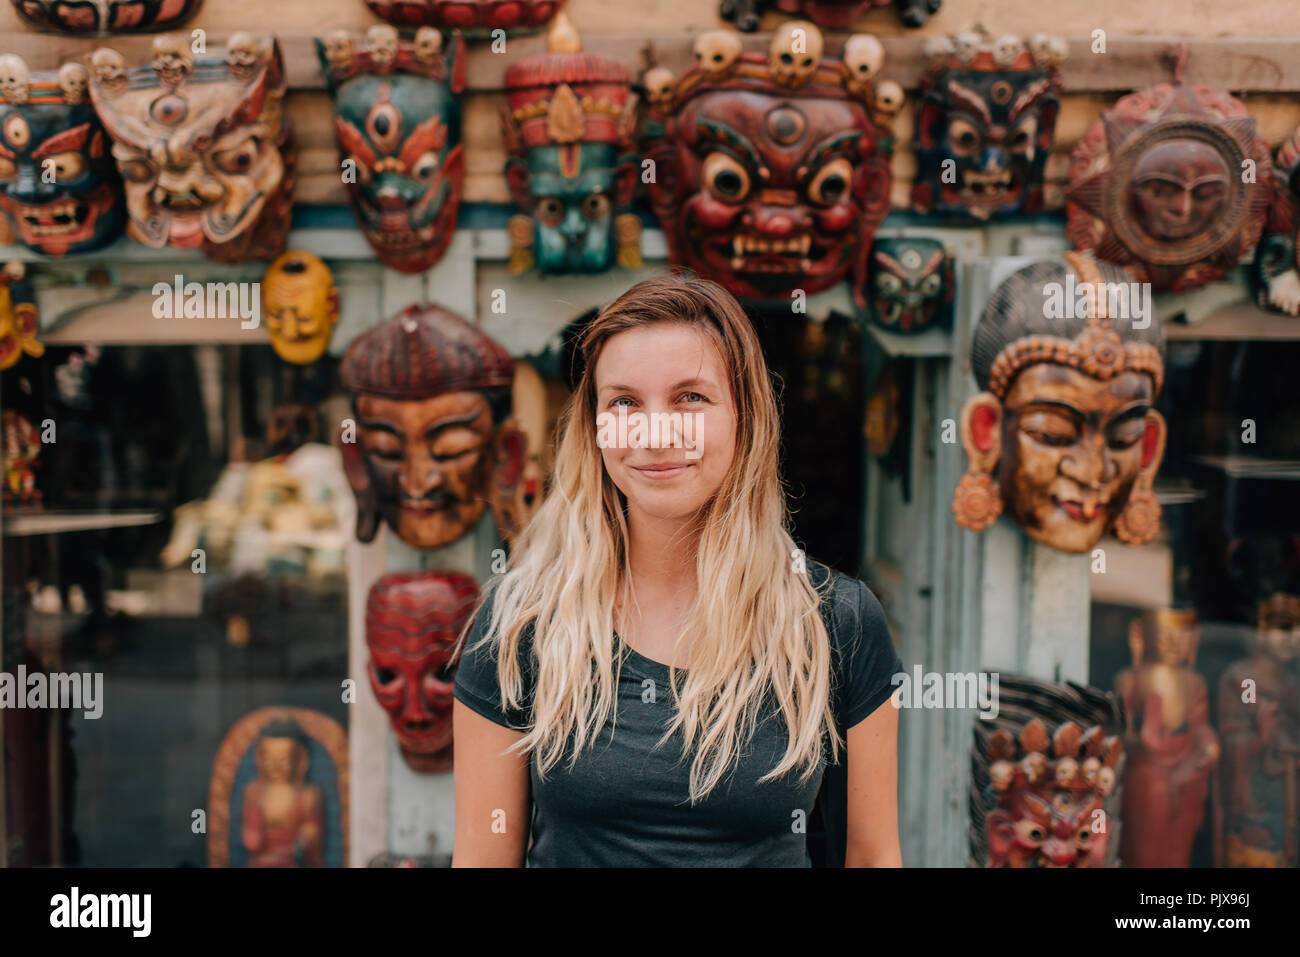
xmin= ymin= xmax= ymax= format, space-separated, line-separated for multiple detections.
xmin=10 ymin=0 xmax=203 ymax=34
xmin=1254 ymin=125 xmax=1300 ymax=315
xmin=365 ymin=571 xmax=478 ymax=773
xmin=866 ymin=237 xmax=953 ymax=334
xmin=912 ymin=33 xmax=1065 ymax=221
xmin=501 ymin=14 xmax=640 ymax=275
xmin=317 ymin=27 xmax=466 ymax=275
xmin=263 ymin=251 xmax=339 ymax=365
xmin=362 ymin=0 xmax=565 ymax=31
xmin=0 ymin=58 xmax=125 ymax=256
xmin=1067 ymin=80 xmax=1272 ymax=293
xmin=339 ymin=303 xmax=526 ymax=550
xmin=88 ymin=34 xmax=295 ymax=263
xmin=719 ymin=0 xmax=942 ymax=31
xmin=953 ymin=253 xmax=1167 ymax=554
xmin=643 ymin=21 xmax=900 ymax=306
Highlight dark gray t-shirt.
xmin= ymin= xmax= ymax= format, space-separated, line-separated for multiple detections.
xmin=452 ymin=560 xmax=901 ymax=867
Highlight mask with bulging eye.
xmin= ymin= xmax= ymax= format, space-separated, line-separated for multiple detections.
xmin=316 ymin=29 xmax=466 ymax=274
xmin=10 ymin=0 xmax=204 ymax=34
xmin=912 ymin=33 xmax=1064 ymax=222
xmin=88 ymin=34 xmax=295 ymax=263
xmin=643 ymin=20 xmax=899 ymax=306
xmin=365 ymin=571 xmax=479 ymax=773
xmin=263 ymin=251 xmax=339 ymax=365
xmin=0 ymin=57 xmax=125 ymax=256
xmin=866 ymin=237 xmax=953 ymax=334
xmin=501 ymin=14 xmax=641 ymax=275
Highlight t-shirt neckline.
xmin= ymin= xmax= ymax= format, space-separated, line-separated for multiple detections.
xmin=614 ymin=630 xmax=682 ymax=676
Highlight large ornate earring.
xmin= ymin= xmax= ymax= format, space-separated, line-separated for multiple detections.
xmin=1113 ymin=486 xmax=1161 ymax=545
xmin=952 ymin=469 xmax=1002 ymax=531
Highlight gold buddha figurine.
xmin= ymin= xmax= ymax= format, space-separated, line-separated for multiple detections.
xmin=240 ymin=720 xmax=324 ymax=867
xmin=1115 ymin=608 xmax=1219 ymax=867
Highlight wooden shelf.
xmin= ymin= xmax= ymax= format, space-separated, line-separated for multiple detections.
xmin=1164 ymin=300 xmax=1300 ymax=341
xmin=3 ymin=510 xmax=163 ymax=536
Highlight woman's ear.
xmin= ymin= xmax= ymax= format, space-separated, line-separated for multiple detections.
xmin=959 ymin=392 xmax=1003 ymax=473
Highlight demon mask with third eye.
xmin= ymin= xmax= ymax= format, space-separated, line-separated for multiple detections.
xmin=263 ymin=251 xmax=339 ymax=365
xmin=0 ymin=57 xmax=124 ymax=256
xmin=501 ymin=13 xmax=640 ymax=274
xmin=10 ymin=0 xmax=203 ymax=34
xmin=88 ymin=34 xmax=295 ymax=263
xmin=318 ymin=26 xmax=466 ymax=274
xmin=644 ymin=21 xmax=901 ymax=306
xmin=366 ymin=571 xmax=479 ymax=773
xmin=339 ymin=303 xmax=526 ymax=550
xmin=866 ymin=237 xmax=953 ymax=334
xmin=953 ymin=253 xmax=1167 ymax=555
xmin=1068 ymin=78 xmax=1272 ymax=293
xmin=912 ymin=33 xmax=1065 ymax=221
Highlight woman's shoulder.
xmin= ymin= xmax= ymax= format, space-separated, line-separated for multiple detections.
xmin=804 ymin=558 xmax=889 ymax=647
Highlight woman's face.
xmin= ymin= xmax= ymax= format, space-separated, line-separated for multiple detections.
xmin=593 ymin=321 xmax=737 ymax=524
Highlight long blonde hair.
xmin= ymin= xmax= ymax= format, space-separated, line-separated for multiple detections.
xmin=463 ymin=274 xmax=838 ymax=802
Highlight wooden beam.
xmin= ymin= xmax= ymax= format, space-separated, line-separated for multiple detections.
xmin=1 ymin=33 xmax=1299 ymax=93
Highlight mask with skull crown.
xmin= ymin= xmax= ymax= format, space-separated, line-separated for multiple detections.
xmin=317 ymin=26 xmax=467 ymax=275
xmin=0 ymin=56 xmax=125 ymax=256
xmin=642 ymin=20 xmax=901 ymax=306
xmin=912 ymin=33 xmax=1065 ymax=221
xmin=10 ymin=0 xmax=204 ymax=34
xmin=500 ymin=13 xmax=640 ymax=275
xmin=88 ymin=33 xmax=295 ymax=263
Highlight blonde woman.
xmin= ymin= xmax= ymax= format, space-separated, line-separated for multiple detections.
xmin=452 ymin=274 xmax=902 ymax=867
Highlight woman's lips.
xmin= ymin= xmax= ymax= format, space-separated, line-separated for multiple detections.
xmin=632 ymin=462 xmax=694 ymax=481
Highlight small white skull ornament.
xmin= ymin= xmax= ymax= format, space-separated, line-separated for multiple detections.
xmin=770 ymin=21 xmax=823 ymax=89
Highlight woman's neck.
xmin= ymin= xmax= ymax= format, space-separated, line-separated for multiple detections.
xmin=626 ymin=507 xmax=699 ymax=590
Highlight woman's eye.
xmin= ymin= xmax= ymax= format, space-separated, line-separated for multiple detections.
xmin=681 ymin=392 xmax=706 ymax=403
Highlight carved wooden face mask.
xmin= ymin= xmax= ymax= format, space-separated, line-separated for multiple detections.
xmin=366 ymin=571 xmax=478 ymax=773
xmin=719 ymin=0 xmax=942 ymax=31
xmin=340 ymin=303 xmax=526 ymax=550
xmin=953 ymin=254 xmax=1168 ymax=554
xmin=1067 ymin=81 xmax=1272 ymax=293
xmin=362 ymin=0 xmax=565 ymax=31
xmin=88 ymin=34 xmax=295 ymax=263
xmin=912 ymin=33 xmax=1064 ymax=221
xmin=263 ymin=251 xmax=339 ymax=365
xmin=982 ymin=718 xmax=1122 ymax=868
xmin=866 ymin=237 xmax=952 ymax=334
xmin=644 ymin=21 xmax=900 ymax=306
xmin=318 ymin=27 xmax=466 ymax=274
xmin=0 ymin=58 xmax=125 ymax=256
xmin=10 ymin=0 xmax=203 ymax=34
xmin=501 ymin=14 xmax=640 ymax=274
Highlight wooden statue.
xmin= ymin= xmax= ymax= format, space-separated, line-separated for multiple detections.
xmin=208 ymin=707 xmax=349 ymax=868
xmin=970 ymin=674 xmax=1125 ymax=867
xmin=641 ymin=20 xmax=901 ymax=306
xmin=0 ymin=263 xmax=42 ymax=371
xmin=362 ymin=0 xmax=565 ymax=31
xmin=87 ymin=34 xmax=295 ymax=263
xmin=500 ymin=13 xmax=641 ymax=274
xmin=953 ymin=252 xmax=1167 ymax=554
xmin=3 ymin=409 xmax=42 ymax=509
xmin=1115 ymin=608 xmax=1219 ymax=867
xmin=1216 ymin=592 xmax=1300 ymax=867
xmin=339 ymin=303 xmax=526 ymax=549
xmin=719 ymin=0 xmax=941 ymax=31
xmin=0 ymin=57 xmax=125 ymax=256
xmin=1067 ymin=51 xmax=1272 ymax=293
xmin=365 ymin=571 xmax=479 ymax=773
xmin=10 ymin=0 xmax=203 ymax=34
xmin=912 ymin=33 xmax=1065 ymax=221
xmin=263 ymin=251 xmax=340 ymax=365
xmin=1255 ymin=124 xmax=1300 ymax=315
xmin=316 ymin=26 xmax=466 ymax=274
